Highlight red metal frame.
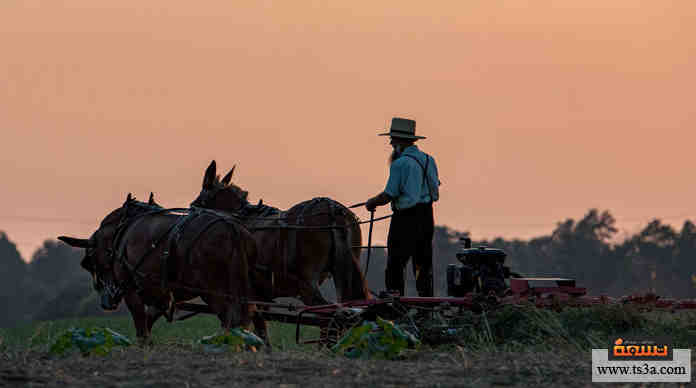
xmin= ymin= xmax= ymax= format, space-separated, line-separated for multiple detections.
xmin=174 ymin=277 xmax=696 ymax=345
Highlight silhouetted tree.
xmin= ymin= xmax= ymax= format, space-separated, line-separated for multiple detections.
xmin=0 ymin=232 xmax=29 ymax=326
xmin=547 ymin=209 xmax=618 ymax=293
xmin=3 ymin=208 xmax=696 ymax=324
xmin=675 ymin=220 xmax=696 ymax=294
xmin=29 ymin=240 xmax=87 ymax=290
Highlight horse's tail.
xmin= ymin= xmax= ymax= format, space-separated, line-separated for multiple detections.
xmin=336 ymin=206 xmax=370 ymax=302
xmin=350 ymin=211 xmax=363 ymax=269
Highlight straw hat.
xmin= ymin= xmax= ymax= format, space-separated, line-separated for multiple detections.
xmin=378 ymin=117 xmax=426 ymax=140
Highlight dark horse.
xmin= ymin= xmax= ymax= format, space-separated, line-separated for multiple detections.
xmin=191 ymin=160 xmax=369 ymax=305
xmin=59 ymin=193 xmax=272 ymax=346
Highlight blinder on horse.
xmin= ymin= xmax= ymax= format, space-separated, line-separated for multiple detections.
xmin=78 ymin=197 xmax=170 ymax=307
xmin=191 ymin=184 xmax=222 ymax=208
xmin=192 ymin=182 xmax=251 ymax=213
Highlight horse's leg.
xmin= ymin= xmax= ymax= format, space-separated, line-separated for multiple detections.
xmin=210 ymin=256 xmax=248 ymax=332
xmin=332 ymin=226 xmax=369 ymax=302
xmin=200 ymin=295 xmax=233 ymax=331
xmin=296 ymin=232 xmax=333 ymax=305
xmin=299 ymin=272 xmax=330 ymax=305
xmin=250 ymin=304 xmax=272 ymax=353
xmin=124 ymin=291 xmax=150 ymax=346
xmin=321 ymin=229 xmax=358 ymax=303
xmin=318 ymin=271 xmax=331 ymax=286
xmin=145 ymin=305 xmax=164 ymax=338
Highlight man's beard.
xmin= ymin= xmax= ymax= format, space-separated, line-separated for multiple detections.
xmin=389 ymin=147 xmax=402 ymax=165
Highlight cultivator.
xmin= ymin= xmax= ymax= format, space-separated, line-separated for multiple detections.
xmin=284 ymin=280 xmax=696 ymax=346
xmin=174 ymin=236 xmax=696 ymax=347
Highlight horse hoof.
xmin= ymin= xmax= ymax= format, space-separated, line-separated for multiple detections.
xmin=137 ymin=337 xmax=153 ymax=347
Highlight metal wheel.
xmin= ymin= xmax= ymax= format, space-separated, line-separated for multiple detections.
xmin=318 ymin=306 xmax=364 ymax=347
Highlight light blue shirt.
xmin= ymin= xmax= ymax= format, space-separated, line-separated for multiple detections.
xmin=384 ymin=145 xmax=441 ymax=211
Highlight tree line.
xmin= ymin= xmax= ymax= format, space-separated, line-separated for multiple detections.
xmin=356 ymin=209 xmax=696 ymax=300
xmin=1 ymin=208 xmax=695 ymax=327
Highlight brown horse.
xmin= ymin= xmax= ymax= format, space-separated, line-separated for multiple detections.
xmin=59 ymin=193 xmax=272 ymax=346
xmin=191 ymin=160 xmax=369 ymax=305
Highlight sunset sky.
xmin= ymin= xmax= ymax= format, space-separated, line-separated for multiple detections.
xmin=2 ymin=1 xmax=695 ymax=261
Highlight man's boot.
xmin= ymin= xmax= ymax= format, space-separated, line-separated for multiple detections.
xmin=385 ymin=265 xmax=405 ymax=297
xmin=416 ymin=269 xmax=434 ymax=297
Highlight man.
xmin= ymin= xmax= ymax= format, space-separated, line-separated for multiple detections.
xmin=365 ymin=117 xmax=440 ymax=297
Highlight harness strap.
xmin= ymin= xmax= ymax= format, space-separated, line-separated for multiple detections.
xmin=117 ymin=210 xmax=182 ymax=293
xmin=285 ymin=229 xmax=297 ymax=280
xmin=160 ymin=213 xmax=197 ymax=290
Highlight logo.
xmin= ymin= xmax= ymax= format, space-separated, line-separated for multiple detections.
xmin=607 ymin=337 xmax=673 ymax=361
xmin=593 ymin=337 xmax=690 ymax=383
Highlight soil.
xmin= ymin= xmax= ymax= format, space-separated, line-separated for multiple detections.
xmin=0 ymin=345 xmax=644 ymax=388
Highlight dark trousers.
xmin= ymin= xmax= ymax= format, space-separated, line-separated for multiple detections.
xmin=385 ymin=202 xmax=434 ymax=297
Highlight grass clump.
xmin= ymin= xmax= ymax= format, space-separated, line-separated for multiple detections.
xmin=426 ymin=304 xmax=696 ymax=352
xmin=0 ymin=314 xmax=318 ymax=355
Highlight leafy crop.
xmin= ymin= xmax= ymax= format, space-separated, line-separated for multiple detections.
xmin=49 ymin=327 xmax=131 ymax=356
xmin=332 ymin=316 xmax=420 ymax=360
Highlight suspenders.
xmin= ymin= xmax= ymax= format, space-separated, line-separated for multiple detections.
xmin=403 ymin=153 xmax=434 ymax=204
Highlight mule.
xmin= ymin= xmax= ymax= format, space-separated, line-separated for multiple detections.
xmin=59 ymin=193 xmax=272 ymax=346
xmin=191 ymin=160 xmax=369 ymax=305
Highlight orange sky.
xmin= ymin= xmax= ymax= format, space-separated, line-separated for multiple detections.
xmin=2 ymin=1 xmax=695 ymax=261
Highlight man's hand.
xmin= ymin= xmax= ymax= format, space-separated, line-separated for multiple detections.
xmin=366 ymin=198 xmax=377 ymax=212
xmin=365 ymin=192 xmax=392 ymax=212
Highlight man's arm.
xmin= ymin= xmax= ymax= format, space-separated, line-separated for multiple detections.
xmin=366 ymin=158 xmax=400 ymax=212
xmin=365 ymin=192 xmax=392 ymax=212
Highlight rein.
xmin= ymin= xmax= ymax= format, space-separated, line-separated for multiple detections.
xmin=198 ymin=195 xmax=377 ymax=230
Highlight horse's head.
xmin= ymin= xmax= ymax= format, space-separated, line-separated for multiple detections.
xmin=191 ymin=160 xmax=249 ymax=212
xmin=59 ymin=193 xmax=162 ymax=310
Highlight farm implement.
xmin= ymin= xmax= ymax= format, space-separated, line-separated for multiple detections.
xmin=174 ymin=236 xmax=696 ymax=346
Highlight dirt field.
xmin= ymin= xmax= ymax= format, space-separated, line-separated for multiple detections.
xmin=3 ymin=344 xmax=681 ymax=388
xmin=2 ymin=309 xmax=694 ymax=387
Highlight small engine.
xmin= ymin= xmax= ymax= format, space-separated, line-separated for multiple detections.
xmin=446 ymin=238 xmax=515 ymax=297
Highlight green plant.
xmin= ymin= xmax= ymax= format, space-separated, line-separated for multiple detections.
xmin=49 ymin=327 xmax=131 ymax=356
xmin=198 ymin=328 xmax=264 ymax=352
xmin=332 ymin=316 xmax=420 ymax=360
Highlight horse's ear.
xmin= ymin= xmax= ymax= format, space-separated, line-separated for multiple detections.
xmin=58 ymin=236 xmax=91 ymax=248
xmin=148 ymin=192 xmax=155 ymax=205
xmin=203 ymin=160 xmax=217 ymax=189
xmin=221 ymin=165 xmax=235 ymax=186
xmin=124 ymin=192 xmax=134 ymax=206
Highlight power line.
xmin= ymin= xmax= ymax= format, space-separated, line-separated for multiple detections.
xmin=470 ymin=214 xmax=696 ymax=229
xmin=2 ymin=212 xmax=694 ymax=229
xmin=1 ymin=215 xmax=96 ymax=225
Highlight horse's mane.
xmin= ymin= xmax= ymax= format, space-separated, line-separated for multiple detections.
xmin=212 ymin=176 xmax=282 ymax=217
xmin=99 ymin=198 xmax=163 ymax=228
xmin=99 ymin=208 xmax=123 ymax=228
